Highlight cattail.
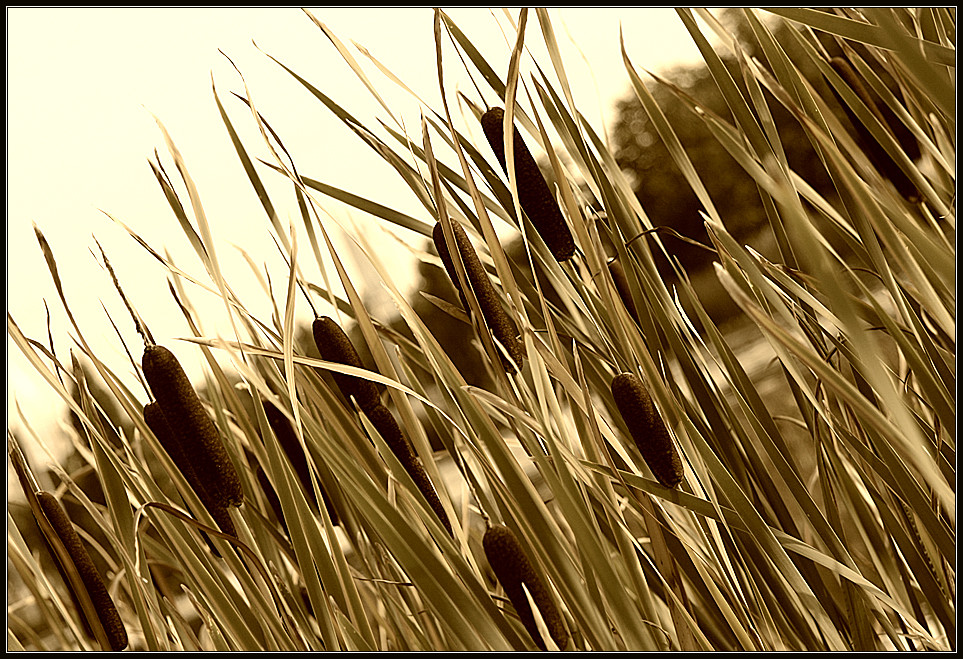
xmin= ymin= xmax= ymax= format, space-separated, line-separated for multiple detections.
xmin=312 ymin=317 xmax=382 ymax=412
xmin=483 ymin=523 xmax=568 ymax=651
xmin=366 ymin=403 xmax=453 ymax=537
xmin=36 ymin=491 xmax=128 ymax=651
xmin=611 ymin=373 xmax=684 ymax=488
xmin=144 ymin=401 xmax=237 ymax=546
xmin=432 ymin=220 xmax=524 ymax=371
xmin=608 ymin=258 xmax=640 ymax=324
xmin=481 ymin=107 xmax=576 ymax=262
xmin=262 ymin=399 xmax=339 ymax=525
xmin=828 ymin=56 xmax=920 ymax=203
xmin=142 ymin=344 xmax=243 ymax=508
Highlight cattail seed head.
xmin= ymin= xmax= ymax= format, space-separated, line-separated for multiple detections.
xmin=827 ymin=56 xmax=920 ymax=203
xmin=312 ymin=317 xmax=382 ymax=412
xmin=262 ymin=399 xmax=339 ymax=525
xmin=366 ymin=403 xmax=453 ymax=536
xmin=483 ymin=523 xmax=568 ymax=651
xmin=481 ymin=107 xmax=576 ymax=262
xmin=144 ymin=401 xmax=237 ymax=544
xmin=608 ymin=259 xmax=640 ymax=324
xmin=142 ymin=344 xmax=243 ymax=508
xmin=36 ymin=491 xmax=128 ymax=651
xmin=365 ymin=401 xmax=416 ymax=464
xmin=432 ymin=220 xmax=524 ymax=372
xmin=611 ymin=373 xmax=684 ymax=488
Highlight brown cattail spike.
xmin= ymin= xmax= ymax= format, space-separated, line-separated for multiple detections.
xmin=312 ymin=317 xmax=382 ymax=412
xmin=828 ymin=56 xmax=920 ymax=203
xmin=142 ymin=345 xmax=244 ymax=508
xmin=608 ymin=258 xmax=640 ymax=324
xmin=432 ymin=220 xmax=524 ymax=372
xmin=483 ymin=523 xmax=568 ymax=650
xmin=36 ymin=491 xmax=128 ymax=651
xmin=481 ymin=107 xmax=576 ymax=262
xmin=144 ymin=401 xmax=237 ymax=547
xmin=262 ymin=399 xmax=339 ymax=525
xmin=366 ymin=403 xmax=453 ymax=537
xmin=611 ymin=373 xmax=684 ymax=488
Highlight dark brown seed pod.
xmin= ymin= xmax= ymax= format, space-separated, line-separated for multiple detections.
xmin=36 ymin=491 xmax=128 ymax=651
xmin=262 ymin=399 xmax=339 ymax=526
xmin=483 ymin=523 xmax=568 ymax=651
xmin=312 ymin=316 xmax=382 ymax=412
xmin=366 ymin=403 xmax=453 ymax=537
xmin=608 ymin=258 xmax=640 ymax=324
xmin=481 ymin=107 xmax=576 ymax=262
xmin=611 ymin=372 xmax=684 ymax=488
xmin=828 ymin=56 xmax=920 ymax=203
xmin=142 ymin=344 xmax=243 ymax=508
xmin=432 ymin=220 xmax=524 ymax=372
xmin=144 ymin=401 xmax=237 ymax=546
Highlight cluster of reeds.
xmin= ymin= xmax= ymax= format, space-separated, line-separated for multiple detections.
xmin=8 ymin=8 xmax=954 ymax=652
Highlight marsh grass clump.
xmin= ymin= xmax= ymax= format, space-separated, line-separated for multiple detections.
xmin=312 ymin=316 xmax=382 ymax=412
xmin=611 ymin=372 xmax=683 ymax=488
xmin=481 ymin=107 xmax=576 ymax=261
xmin=142 ymin=344 xmax=244 ymax=508
xmin=36 ymin=491 xmax=128 ymax=651
xmin=483 ymin=523 xmax=568 ymax=650
xmin=432 ymin=220 xmax=524 ymax=371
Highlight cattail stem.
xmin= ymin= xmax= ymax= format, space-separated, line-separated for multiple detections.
xmin=483 ymin=523 xmax=568 ymax=650
xmin=142 ymin=344 xmax=244 ymax=508
xmin=432 ymin=220 xmax=524 ymax=372
xmin=481 ymin=107 xmax=576 ymax=261
xmin=36 ymin=491 xmax=128 ymax=651
xmin=611 ymin=372 xmax=684 ymax=489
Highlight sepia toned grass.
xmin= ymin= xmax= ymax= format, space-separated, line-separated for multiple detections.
xmin=8 ymin=7 xmax=954 ymax=652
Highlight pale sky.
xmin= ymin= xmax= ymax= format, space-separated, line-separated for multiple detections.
xmin=7 ymin=7 xmax=706 ymax=448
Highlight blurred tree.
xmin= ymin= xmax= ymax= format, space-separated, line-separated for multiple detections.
xmin=608 ymin=10 xmax=915 ymax=324
xmin=611 ymin=10 xmax=922 ymax=319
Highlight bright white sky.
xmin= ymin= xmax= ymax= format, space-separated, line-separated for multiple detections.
xmin=7 ymin=7 xmax=707 ymax=447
